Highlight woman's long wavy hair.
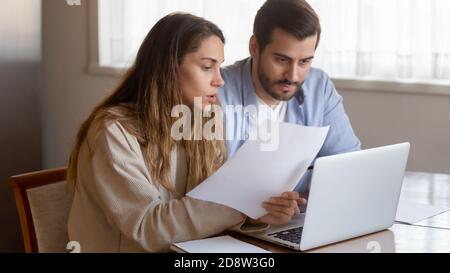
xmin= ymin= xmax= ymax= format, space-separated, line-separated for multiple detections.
xmin=66 ymin=13 xmax=227 ymax=192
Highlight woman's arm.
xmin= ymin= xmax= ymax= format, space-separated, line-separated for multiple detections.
xmin=79 ymin=121 xmax=246 ymax=252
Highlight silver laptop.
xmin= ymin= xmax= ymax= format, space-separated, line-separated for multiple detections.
xmin=244 ymin=142 xmax=410 ymax=251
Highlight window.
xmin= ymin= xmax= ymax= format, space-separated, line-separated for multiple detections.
xmin=310 ymin=0 xmax=450 ymax=83
xmin=96 ymin=0 xmax=450 ymax=84
xmin=97 ymin=0 xmax=265 ymax=68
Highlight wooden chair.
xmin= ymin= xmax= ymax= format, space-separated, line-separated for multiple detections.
xmin=9 ymin=167 xmax=73 ymax=253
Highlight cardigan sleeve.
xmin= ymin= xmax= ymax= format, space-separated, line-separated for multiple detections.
xmin=80 ymin=120 xmax=246 ymax=252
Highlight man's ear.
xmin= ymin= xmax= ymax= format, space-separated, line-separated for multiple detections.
xmin=249 ymin=35 xmax=259 ymax=58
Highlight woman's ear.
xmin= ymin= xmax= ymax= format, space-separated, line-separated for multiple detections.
xmin=249 ymin=35 xmax=259 ymax=58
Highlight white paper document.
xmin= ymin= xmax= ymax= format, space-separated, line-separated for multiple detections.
xmin=171 ymin=235 xmax=270 ymax=253
xmin=187 ymin=123 xmax=330 ymax=219
xmin=395 ymin=199 xmax=450 ymax=224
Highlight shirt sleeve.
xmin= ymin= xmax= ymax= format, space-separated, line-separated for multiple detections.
xmin=82 ymin=121 xmax=246 ymax=252
xmin=294 ymin=76 xmax=361 ymax=193
xmin=318 ymin=77 xmax=361 ymax=157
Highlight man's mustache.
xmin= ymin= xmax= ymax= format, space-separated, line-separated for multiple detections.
xmin=275 ymin=79 xmax=300 ymax=86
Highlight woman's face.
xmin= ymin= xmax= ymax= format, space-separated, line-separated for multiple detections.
xmin=179 ymin=35 xmax=225 ymax=110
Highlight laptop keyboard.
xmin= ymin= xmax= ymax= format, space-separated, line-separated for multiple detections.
xmin=268 ymin=227 xmax=303 ymax=244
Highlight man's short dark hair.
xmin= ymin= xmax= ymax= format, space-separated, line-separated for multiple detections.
xmin=253 ymin=0 xmax=321 ymax=51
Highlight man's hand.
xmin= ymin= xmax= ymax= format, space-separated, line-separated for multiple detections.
xmin=258 ymin=191 xmax=307 ymax=225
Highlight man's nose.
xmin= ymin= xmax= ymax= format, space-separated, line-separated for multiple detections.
xmin=284 ymin=64 xmax=300 ymax=83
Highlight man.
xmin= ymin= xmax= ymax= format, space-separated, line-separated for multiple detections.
xmin=219 ymin=0 xmax=361 ymax=193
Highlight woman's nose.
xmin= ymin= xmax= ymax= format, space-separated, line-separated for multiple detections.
xmin=212 ymin=71 xmax=225 ymax=87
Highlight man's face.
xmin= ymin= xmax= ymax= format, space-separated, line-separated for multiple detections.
xmin=252 ymin=28 xmax=317 ymax=102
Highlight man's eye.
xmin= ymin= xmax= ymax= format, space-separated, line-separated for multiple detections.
xmin=277 ymin=58 xmax=287 ymax=63
xmin=300 ymin=59 xmax=312 ymax=65
xmin=202 ymin=66 xmax=212 ymax=70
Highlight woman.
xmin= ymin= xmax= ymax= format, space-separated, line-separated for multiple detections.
xmin=67 ymin=13 xmax=301 ymax=253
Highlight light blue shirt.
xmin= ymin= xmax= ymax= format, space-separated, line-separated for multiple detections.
xmin=218 ymin=58 xmax=361 ymax=192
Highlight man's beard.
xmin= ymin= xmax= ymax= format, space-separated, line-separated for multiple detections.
xmin=257 ymin=65 xmax=303 ymax=101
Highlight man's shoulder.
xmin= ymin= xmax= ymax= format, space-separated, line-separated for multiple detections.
xmin=305 ymin=67 xmax=330 ymax=84
xmin=221 ymin=58 xmax=249 ymax=81
xmin=219 ymin=58 xmax=250 ymax=104
xmin=303 ymin=67 xmax=336 ymax=98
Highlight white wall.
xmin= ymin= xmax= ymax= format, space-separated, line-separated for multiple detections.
xmin=41 ymin=0 xmax=450 ymax=176
xmin=42 ymin=0 xmax=116 ymax=168
xmin=0 ymin=0 xmax=42 ymax=252
xmin=340 ymin=89 xmax=450 ymax=174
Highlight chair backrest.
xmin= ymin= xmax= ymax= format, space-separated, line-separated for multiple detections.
xmin=9 ymin=167 xmax=73 ymax=253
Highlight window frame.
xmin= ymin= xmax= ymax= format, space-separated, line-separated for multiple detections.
xmin=87 ymin=0 xmax=125 ymax=77
xmin=87 ymin=0 xmax=450 ymax=96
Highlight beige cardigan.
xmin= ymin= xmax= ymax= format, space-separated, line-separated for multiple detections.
xmin=68 ymin=120 xmax=251 ymax=253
